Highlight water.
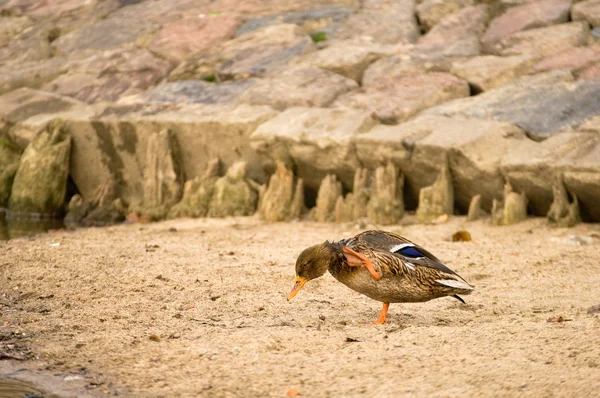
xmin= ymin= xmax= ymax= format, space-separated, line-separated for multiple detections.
xmin=0 ymin=378 xmax=52 ymax=398
xmin=0 ymin=211 xmax=65 ymax=241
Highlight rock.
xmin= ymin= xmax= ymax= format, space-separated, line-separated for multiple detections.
xmin=579 ymin=63 xmax=600 ymax=80
xmin=207 ymin=161 xmax=258 ymax=217
xmin=0 ymin=25 xmax=52 ymax=66
xmin=418 ymin=5 xmax=489 ymax=46
xmin=572 ymin=0 xmax=600 ymax=28
xmin=351 ymin=168 xmax=370 ymax=220
xmin=290 ymin=178 xmax=306 ymax=219
xmin=148 ymin=14 xmax=241 ymax=61
xmin=416 ymin=164 xmax=453 ymax=223
xmin=362 ymin=40 xmax=481 ymax=84
xmin=0 ymin=16 xmax=32 ymax=47
xmin=259 ymin=160 xmax=305 ymax=221
xmin=300 ymin=41 xmax=399 ymax=82
xmin=547 ymin=174 xmax=581 ymax=227
xmin=492 ymin=182 xmax=528 ymax=225
xmin=335 ymin=194 xmax=353 ymax=223
xmin=52 ymin=17 xmax=159 ymax=56
xmin=334 ymin=72 xmax=469 ymax=124
xmin=367 ymin=163 xmax=404 ymax=225
xmin=236 ymin=65 xmax=357 ymax=110
xmin=481 ymin=0 xmax=572 ymax=46
xmin=65 ymin=177 xmax=126 ymax=227
xmin=44 ymin=47 xmax=174 ymax=103
xmin=235 ymin=5 xmax=354 ymax=38
xmin=467 ymin=194 xmax=483 ymax=221
xmin=492 ymin=22 xmax=590 ymax=57
xmin=450 ymin=55 xmax=538 ymax=92
xmin=84 ymin=199 xmax=126 ymax=227
xmin=532 ymin=46 xmax=600 ymax=79
xmin=423 ymin=74 xmax=600 ymax=141
xmin=416 ymin=0 xmax=476 ymax=32
xmin=250 ymin=107 xmax=378 ymax=193
xmin=0 ymin=126 xmax=22 ymax=207
xmin=64 ymin=194 xmax=90 ymax=226
xmin=313 ymin=174 xmax=342 ymax=222
xmin=169 ymin=24 xmax=316 ymax=82
xmin=336 ymin=0 xmax=419 ymax=44
xmin=0 ymin=58 xmax=68 ymax=96
xmin=141 ymin=129 xmax=184 ymax=218
xmin=134 ymin=80 xmax=256 ymax=105
xmin=8 ymin=119 xmax=71 ymax=215
xmin=168 ymin=158 xmax=221 ymax=219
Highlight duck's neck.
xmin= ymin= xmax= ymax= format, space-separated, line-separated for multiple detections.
xmin=323 ymin=241 xmax=346 ymax=273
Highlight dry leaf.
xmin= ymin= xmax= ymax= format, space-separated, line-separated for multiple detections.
xmin=452 ymin=231 xmax=472 ymax=242
xmin=286 ymin=388 xmax=301 ymax=396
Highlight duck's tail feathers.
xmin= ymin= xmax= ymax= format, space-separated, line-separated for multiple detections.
xmin=452 ymin=294 xmax=466 ymax=304
xmin=435 ymin=279 xmax=475 ymax=294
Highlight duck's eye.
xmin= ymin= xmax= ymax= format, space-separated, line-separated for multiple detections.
xmin=395 ymin=245 xmax=424 ymax=258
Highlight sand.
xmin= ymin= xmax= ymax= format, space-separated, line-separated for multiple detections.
xmin=1 ymin=216 xmax=600 ymax=397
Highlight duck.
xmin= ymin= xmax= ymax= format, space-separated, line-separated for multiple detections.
xmin=287 ymin=230 xmax=474 ymax=324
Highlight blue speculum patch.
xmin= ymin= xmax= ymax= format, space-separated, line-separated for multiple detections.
xmin=397 ymin=246 xmax=424 ymax=258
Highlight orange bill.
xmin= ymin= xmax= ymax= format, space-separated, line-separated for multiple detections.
xmin=287 ymin=276 xmax=308 ymax=301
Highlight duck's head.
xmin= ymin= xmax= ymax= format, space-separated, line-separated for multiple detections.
xmin=287 ymin=242 xmax=333 ymax=301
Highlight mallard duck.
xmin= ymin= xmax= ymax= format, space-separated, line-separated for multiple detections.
xmin=287 ymin=230 xmax=474 ymax=324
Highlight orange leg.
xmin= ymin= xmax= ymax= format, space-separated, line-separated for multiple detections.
xmin=372 ymin=302 xmax=390 ymax=324
xmin=342 ymin=247 xmax=382 ymax=280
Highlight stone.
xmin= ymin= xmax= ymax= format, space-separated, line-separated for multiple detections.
xmin=351 ymin=168 xmax=370 ymax=220
xmin=0 ymin=58 xmax=68 ymax=96
xmin=334 ymin=72 xmax=469 ymax=124
xmin=66 ymin=177 xmax=126 ymax=227
xmin=44 ymin=47 xmax=174 ymax=103
xmin=52 ymin=17 xmax=159 ymax=56
xmin=416 ymin=164 xmax=454 ymax=223
xmin=423 ymin=73 xmax=600 ymax=141
xmin=259 ymin=160 xmax=305 ymax=222
xmin=8 ymin=119 xmax=71 ymax=215
xmin=148 ymin=14 xmax=242 ymax=61
xmin=367 ymin=163 xmax=404 ymax=225
xmin=0 ymin=26 xmax=52 ymax=66
xmin=362 ymin=40 xmax=481 ymax=85
xmin=290 ymin=178 xmax=306 ymax=219
xmin=547 ymin=174 xmax=581 ymax=227
xmin=313 ymin=174 xmax=342 ymax=222
xmin=0 ymin=126 xmax=22 ymax=207
xmin=492 ymin=22 xmax=590 ymax=58
xmin=418 ymin=5 xmax=489 ymax=46
xmin=168 ymin=24 xmax=316 ymax=82
xmin=450 ymin=55 xmax=538 ymax=92
xmin=207 ymin=161 xmax=258 ymax=217
xmin=236 ymin=65 xmax=357 ymax=110
xmin=168 ymin=158 xmax=221 ymax=219
xmin=250 ymin=107 xmax=378 ymax=193
xmin=572 ymin=0 xmax=600 ymax=28
xmin=133 ymin=80 xmax=256 ymax=105
xmin=532 ymin=46 xmax=600 ymax=79
xmin=467 ymin=194 xmax=483 ymax=221
xmin=142 ymin=129 xmax=184 ymax=218
xmin=579 ymin=63 xmax=600 ymax=80
xmin=336 ymin=0 xmax=419 ymax=44
xmin=482 ymin=0 xmax=572 ymax=46
xmin=235 ymin=5 xmax=355 ymax=37
xmin=416 ymin=0 xmax=476 ymax=32
xmin=64 ymin=194 xmax=90 ymax=227
xmin=0 ymin=16 xmax=32 ymax=47
xmin=300 ymin=41 xmax=399 ymax=82
xmin=491 ymin=183 xmax=528 ymax=225
xmin=334 ymin=194 xmax=353 ymax=223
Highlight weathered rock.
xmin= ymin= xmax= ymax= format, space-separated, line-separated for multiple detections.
xmin=235 ymin=5 xmax=355 ymax=37
xmin=362 ymin=40 xmax=481 ymax=85
xmin=579 ymin=63 xmax=600 ymax=80
xmin=236 ymin=65 xmax=357 ymax=110
xmin=547 ymin=174 xmax=581 ymax=227
xmin=416 ymin=0 xmax=476 ymax=32
xmin=351 ymin=168 xmax=370 ymax=220
xmin=250 ymin=107 xmax=378 ymax=192
xmin=467 ymin=194 xmax=483 ymax=221
xmin=84 ymin=199 xmax=126 ymax=227
xmin=450 ymin=55 xmax=538 ymax=92
xmin=0 ymin=58 xmax=68 ymax=96
xmin=300 ymin=41 xmax=399 ymax=82
xmin=290 ymin=178 xmax=306 ymax=219
xmin=133 ymin=80 xmax=256 ymax=105
xmin=168 ymin=158 xmax=221 ymax=219
xmin=0 ymin=25 xmax=52 ymax=66
xmin=424 ymin=73 xmax=600 ymax=141
xmin=492 ymin=22 xmax=590 ymax=57
xmin=418 ymin=5 xmax=489 ymax=46
xmin=169 ymin=24 xmax=316 ymax=82
xmin=8 ymin=119 xmax=71 ymax=215
xmin=148 ymin=14 xmax=242 ymax=61
xmin=335 ymin=72 xmax=469 ymax=124
xmin=66 ymin=177 xmax=125 ymax=227
xmin=572 ymin=0 xmax=600 ymax=28
xmin=259 ymin=160 xmax=305 ymax=221
xmin=64 ymin=194 xmax=90 ymax=226
xmin=207 ymin=161 xmax=258 ymax=217
xmin=482 ymin=0 xmax=572 ymax=46
xmin=367 ymin=163 xmax=404 ymax=225
xmin=356 ymin=115 xmax=527 ymax=211
xmin=313 ymin=174 xmax=342 ymax=222
xmin=0 ymin=126 xmax=22 ymax=207
xmin=416 ymin=164 xmax=453 ymax=223
xmin=492 ymin=183 xmax=528 ymax=225
xmin=532 ymin=46 xmax=600 ymax=79
xmin=44 ymin=48 xmax=174 ymax=103
xmin=334 ymin=194 xmax=353 ymax=223
xmin=336 ymin=0 xmax=419 ymax=44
